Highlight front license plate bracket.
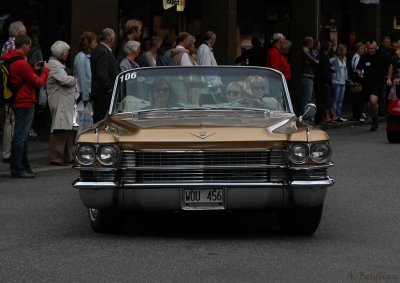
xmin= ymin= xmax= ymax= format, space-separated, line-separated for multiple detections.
xmin=181 ymin=188 xmax=225 ymax=210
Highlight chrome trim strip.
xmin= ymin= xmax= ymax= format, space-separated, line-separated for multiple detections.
xmin=290 ymin=178 xmax=334 ymax=187
xmin=73 ymin=179 xmax=334 ymax=189
xmin=122 ymin=182 xmax=284 ymax=188
xmin=73 ymin=181 xmax=118 ymax=189
xmin=289 ymin=162 xmax=334 ymax=170
xmin=74 ymin=167 xmax=118 ymax=172
xmin=120 ymin=165 xmax=287 ymax=171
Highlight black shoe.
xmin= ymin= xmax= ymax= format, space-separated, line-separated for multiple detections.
xmin=12 ymin=172 xmax=36 ymax=178
xmin=50 ymin=161 xmax=69 ymax=166
xmin=370 ymin=118 xmax=378 ymax=131
xmin=2 ymin=158 xmax=10 ymax=163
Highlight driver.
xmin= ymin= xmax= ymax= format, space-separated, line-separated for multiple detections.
xmin=146 ymin=78 xmax=181 ymax=109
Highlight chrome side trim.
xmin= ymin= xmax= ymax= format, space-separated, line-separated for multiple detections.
xmin=290 ymin=178 xmax=334 ymax=187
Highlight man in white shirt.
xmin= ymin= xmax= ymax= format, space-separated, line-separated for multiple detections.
xmin=196 ymin=31 xmax=217 ymax=66
xmin=169 ymin=32 xmax=196 ymax=66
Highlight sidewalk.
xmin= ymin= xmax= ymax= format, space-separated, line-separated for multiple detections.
xmin=0 ymin=136 xmax=73 ymax=178
xmin=314 ymin=99 xmax=387 ymax=130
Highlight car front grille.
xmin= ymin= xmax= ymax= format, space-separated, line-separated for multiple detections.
xmin=118 ymin=150 xmax=327 ymax=184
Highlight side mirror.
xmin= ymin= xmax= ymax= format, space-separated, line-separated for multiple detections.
xmin=300 ymin=103 xmax=317 ymax=122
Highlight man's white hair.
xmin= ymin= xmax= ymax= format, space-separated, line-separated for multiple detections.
xmin=99 ymin=28 xmax=115 ymax=42
xmin=9 ymin=21 xmax=26 ymax=37
xmin=50 ymin=40 xmax=70 ymax=59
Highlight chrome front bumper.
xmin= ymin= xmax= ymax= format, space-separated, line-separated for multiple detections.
xmin=73 ymin=178 xmax=334 ymax=210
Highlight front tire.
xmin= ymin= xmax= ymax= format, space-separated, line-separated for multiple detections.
xmin=276 ymin=204 xmax=323 ymax=235
xmin=88 ymin=208 xmax=124 ymax=233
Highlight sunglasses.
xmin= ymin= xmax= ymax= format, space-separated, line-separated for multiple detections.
xmin=154 ymin=87 xmax=170 ymax=93
xmin=227 ymin=91 xmax=242 ymax=96
xmin=251 ymin=86 xmax=264 ymax=91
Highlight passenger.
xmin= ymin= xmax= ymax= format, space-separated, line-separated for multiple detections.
xmin=244 ymin=75 xmax=282 ymax=110
xmin=225 ymin=82 xmax=244 ymax=104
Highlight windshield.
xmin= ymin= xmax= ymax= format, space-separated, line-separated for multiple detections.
xmin=111 ymin=66 xmax=291 ymax=114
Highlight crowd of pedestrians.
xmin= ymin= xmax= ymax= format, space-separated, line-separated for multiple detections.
xmin=257 ymin=32 xmax=396 ymax=131
xmin=0 ymin=17 xmax=397 ymax=177
xmin=0 ymin=18 xmax=221 ymax=178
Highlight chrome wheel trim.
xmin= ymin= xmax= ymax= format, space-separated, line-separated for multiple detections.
xmin=88 ymin=208 xmax=99 ymax=221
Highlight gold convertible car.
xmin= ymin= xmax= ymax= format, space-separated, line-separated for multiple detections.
xmin=72 ymin=66 xmax=334 ymax=234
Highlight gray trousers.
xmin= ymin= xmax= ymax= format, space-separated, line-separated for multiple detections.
xmin=2 ymin=105 xmax=14 ymax=159
xmin=49 ymin=129 xmax=74 ymax=164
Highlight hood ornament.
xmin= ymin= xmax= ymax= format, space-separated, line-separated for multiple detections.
xmin=191 ymin=130 xmax=216 ymax=139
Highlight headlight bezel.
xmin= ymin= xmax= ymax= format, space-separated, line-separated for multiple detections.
xmin=287 ymin=143 xmax=310 ymax=164
xmin=309 ymin=142 xmax=332 ymax=164
xmin=75 ymin=144 xmax=96 ymax=166
xmin=96 ymin=145 xmax=120 ymax=166
xmin=287 ymin=142 xmax=332 ymax=165
xmin=75 ymin=144 xmax=120 ymax=166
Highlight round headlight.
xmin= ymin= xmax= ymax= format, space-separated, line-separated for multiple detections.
xmin=97 ymin=145 xmax=119 ymax=166
xmin=288 ymin=143 xmax=309 ymax=164
xmin=310 ymin=143 xmax=331 ymax=163
xmin=76 ymin=145 xmax=96 ymax=165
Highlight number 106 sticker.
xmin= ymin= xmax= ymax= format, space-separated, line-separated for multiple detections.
xmin=120 ymin=72 xmax=137 ymax=82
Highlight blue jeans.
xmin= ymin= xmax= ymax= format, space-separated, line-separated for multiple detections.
xmin=332 ymin=83 xmax=346 ymax=117
xmin=10 ymin=107 xmax=34 ymax=176
xmin=302 ymin=77 xmax=314 ymax=112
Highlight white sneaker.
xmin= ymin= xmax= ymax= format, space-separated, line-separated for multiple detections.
xmin=28 ymin=129 xmax=38 ymax=137
xmin=338 ymin=117 xmax=348 ymax=122
xmin=359 ymin=118 xmax=366 ymax=122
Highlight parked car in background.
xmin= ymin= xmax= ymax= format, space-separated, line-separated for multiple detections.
xmin=387 ymin=98 xmax=400 ymax=143
xmin=72 ymin=66 xmax=334 ymax=235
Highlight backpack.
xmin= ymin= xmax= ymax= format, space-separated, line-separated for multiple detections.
xmin=0 ymin=56 xmax=24 ymax=104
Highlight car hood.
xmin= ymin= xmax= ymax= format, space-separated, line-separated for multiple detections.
xmin=77 ymin=109 xmax=329 ymax=148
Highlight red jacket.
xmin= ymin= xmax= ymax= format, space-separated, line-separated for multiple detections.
xmin=266 ymin=47 xmax=291 ymax=81
xmin=1 ymin=49 xmax=49 ymax=108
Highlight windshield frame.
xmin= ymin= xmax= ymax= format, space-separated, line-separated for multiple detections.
xmin=109 ymin=66 xmax=293 ymax=115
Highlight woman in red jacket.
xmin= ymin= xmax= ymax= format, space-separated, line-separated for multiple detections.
xmin=1 ymin=34 xmax=49 ymax=178
xmin=266 ymin=33 xmax=291 ymax=82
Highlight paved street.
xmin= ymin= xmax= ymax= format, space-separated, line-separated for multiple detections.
xmin=0 ymin=122 xmax=399 ymax=283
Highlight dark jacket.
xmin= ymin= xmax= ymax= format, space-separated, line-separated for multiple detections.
xmin=356 ymin=52 xmax=387 ymax=87
xmin=301 ymin=47 xmax=319 ymax=77
xmin=90 ymin=43 xmax=120 ymax=122
xmin=314 ymin=51 xmax=332 ymax=85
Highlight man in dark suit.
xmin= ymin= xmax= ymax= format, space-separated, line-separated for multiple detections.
xmin=91 ymin=28 xmax=121 ymax=123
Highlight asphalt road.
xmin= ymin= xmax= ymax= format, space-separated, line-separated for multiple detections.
xmin=0 ymin=123 xmax=399 ymax=283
